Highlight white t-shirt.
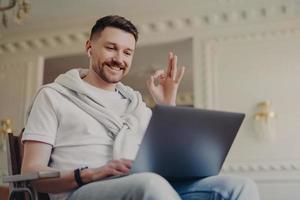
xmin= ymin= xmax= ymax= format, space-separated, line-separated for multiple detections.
xmin=22 ymin=81 xmax=138 ymax=200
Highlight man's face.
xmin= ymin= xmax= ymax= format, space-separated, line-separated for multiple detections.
xmin=89 ymin=27 xmax=136 ymax=84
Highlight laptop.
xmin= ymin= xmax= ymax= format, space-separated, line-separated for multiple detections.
xmin=105 ymin=105 xmax=245 ymax=180
xmin=129 ymin=105 xmax=245 ymax=179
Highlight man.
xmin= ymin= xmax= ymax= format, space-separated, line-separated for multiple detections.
xmin=21 ymin=15 xmax=259 ymax=200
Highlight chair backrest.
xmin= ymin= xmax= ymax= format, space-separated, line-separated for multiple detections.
xmin=6 ymin=130 xmax=50 ymax=200
xmin=7 ymin=132 xmax=23 ymax=176
xmin=6 ymin=132 xmax=25 ymax=200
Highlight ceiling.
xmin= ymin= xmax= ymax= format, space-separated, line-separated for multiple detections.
xmin=0 ymin=0 xmax=211 ymax=38
xmin=1 ymin=0 xmax=284 ymax=39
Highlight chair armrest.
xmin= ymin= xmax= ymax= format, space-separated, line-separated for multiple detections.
xmin=2 ymin=171 xmax=60 ymax=183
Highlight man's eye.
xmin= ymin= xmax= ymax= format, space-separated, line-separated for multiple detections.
xmin=124 ymin=51 xmax=132 ymax=56
xmin=106 ymin=46 xmax=114 ymax=50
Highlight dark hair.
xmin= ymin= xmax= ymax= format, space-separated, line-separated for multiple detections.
xmin=90 ymin=15 xmax=138 ymax=42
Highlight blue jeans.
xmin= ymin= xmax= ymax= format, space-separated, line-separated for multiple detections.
xmin=170 ymin=175 xmax=260 ymax=200
xmin=67 ymin=173 xmax=259 ymax=200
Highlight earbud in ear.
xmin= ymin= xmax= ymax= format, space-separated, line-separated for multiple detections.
xmin=87 ymin=49 xmax=91 ymax=57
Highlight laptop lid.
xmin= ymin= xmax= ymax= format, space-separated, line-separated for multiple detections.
xmin=131 ymin=105 xmax=245 ymax=179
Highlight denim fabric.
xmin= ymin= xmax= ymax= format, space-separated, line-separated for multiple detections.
xmin=67 ymin=172 xmax=181 ymax=200
xmin=67 ymin=173 xmax=259 ymax=200
xmin=170 ymin=175 xmax=260 ymax=200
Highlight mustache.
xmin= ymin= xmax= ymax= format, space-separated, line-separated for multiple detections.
xmin=104 ymin=59 xmax=126 ymax=69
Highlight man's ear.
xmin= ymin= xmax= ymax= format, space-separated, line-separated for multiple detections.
xmin=85 ymin=40 xmax=92 ymax=57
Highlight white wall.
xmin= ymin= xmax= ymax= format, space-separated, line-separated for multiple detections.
xmin=1 ymin=0 xmax=300 ymax=199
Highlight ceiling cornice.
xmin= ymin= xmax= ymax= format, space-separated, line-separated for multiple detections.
xmin=0 ymin=0 xmax=299 ymax=55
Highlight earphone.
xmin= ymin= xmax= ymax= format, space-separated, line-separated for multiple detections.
xmin=87 ymin=48 xmax=91 ymax=57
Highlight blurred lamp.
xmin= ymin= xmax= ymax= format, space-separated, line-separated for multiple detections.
xmin=0 ymin=0 xmax=30 ymax=28
xmin=254 ymin=101 xmax=276 ymax=140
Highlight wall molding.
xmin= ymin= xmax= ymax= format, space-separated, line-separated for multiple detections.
xmin=198 ymin=25 xmax=300 ymax=181
xmin=0 ymin=31 xmax=89 ymax=55
xmin=212 ymin=27 xmax=300 ymax=44
xmin=222 ymin=162 xmax=300 ymax=173
xmin=222 ymin=161 xmax=300 ymax=184
xmin=0 ymin=0 xmax=298 ymax=56
xmin=200 ymin=25 xmax=300 ymax=110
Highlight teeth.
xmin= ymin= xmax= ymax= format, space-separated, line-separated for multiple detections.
xmin=111 ymin=66 xmax=121 ymax=71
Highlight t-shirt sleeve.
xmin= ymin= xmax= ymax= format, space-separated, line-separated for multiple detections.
xmin=22 ymin=88 xmax=59 ymax=146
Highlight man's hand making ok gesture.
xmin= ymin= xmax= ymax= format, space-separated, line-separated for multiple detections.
xmin=146 ymin=52 xmax=185 ymax=106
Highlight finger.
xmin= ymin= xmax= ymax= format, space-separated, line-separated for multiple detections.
xmin=146 ymin=75 xmax=155 ymax=89
xmin=152 ymin=69 xmax=165 ymax=79
xmin=102 ymin=166 xmax=122 ymax=177
xmin=171 ymin=55 xmax=177 ymax=80
xmin=96 ymin=163 xmax=127 ymax=179
xmin=120 ymin=159 xmax=133 ymax=168
xmin=115 ymin=161 xmax=131 ymax=172
xmin=111 ymin=160 xmax=131 ymax=172
xmin=115 ymin=165 xmax=131 ymax=173
xmin=150 ymin=70 xmax=166 ymax=85
xmin=175 ymin=66 xmax=186 ymax=83
xmin=111 ymin=169 xmax=125 ymax=176
xmin=167 ymin=52 xmax=173 ymax=76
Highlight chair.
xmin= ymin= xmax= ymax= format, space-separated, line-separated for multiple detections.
xmin=2 ymin=131 xmax=60 ymax=200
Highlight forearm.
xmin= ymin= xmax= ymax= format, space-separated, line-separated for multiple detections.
xmin=21 ymin=142 xmax=131 ymax=193
xmin=22 ymin=166 xmax=78 ymax=193
xmin=22 ymin=166 xmax=107 ymax=193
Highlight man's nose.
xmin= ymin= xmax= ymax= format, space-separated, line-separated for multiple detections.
xmin=112 ymin=52 xmax=123 ymax=64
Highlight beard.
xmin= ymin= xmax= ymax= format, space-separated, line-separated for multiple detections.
xmin=93 ymin=59 xmax=127 ymax=84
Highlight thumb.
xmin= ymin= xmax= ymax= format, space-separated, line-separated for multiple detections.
xmin=146 ymin=75 xmax=155 ymax=90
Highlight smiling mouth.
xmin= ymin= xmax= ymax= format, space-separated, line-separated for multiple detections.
xmin=109 ymin=66 xmax=122 ymax=71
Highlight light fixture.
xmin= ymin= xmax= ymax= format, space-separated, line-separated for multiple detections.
xmin=0 ymin=118 xmax=13 ymax=151
xmin=0 ymin=0 xmax=30 ymax=28
xmin=0 ymin=118 xmax=13 ymax=178
xmin=253 ymin=101 xmax=277 ymax=140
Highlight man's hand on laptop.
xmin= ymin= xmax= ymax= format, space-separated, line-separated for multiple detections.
xmin=81 ymin=159 xmax=132 ymax=183
xmin=146 ymin=52 xmax=185 ymax=106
